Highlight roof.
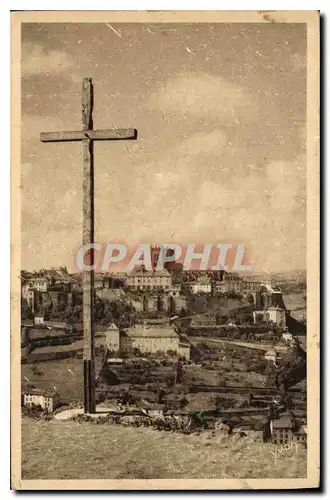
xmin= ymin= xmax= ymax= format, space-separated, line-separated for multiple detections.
xmin=95 ymin=324 xmax=119 ymax=334
xmin=106 ymin=323 xmax=119 ymax=331
xmin=123 ymin=326 xmax=178 ymax=339
xmin=128 ymin=266 xmax=171 ymax=278
xmin=272 ymin=417 xmax=293 ymax=429
xmin=29 ymin=276 xmax=50 ymax=282
xmin=23 ymin=387 xmax=58 ymax=398
xmin=44 ymin=388 xmax=58 ymax=397
xmin=24 ymin=388 xmax=44 ymax=396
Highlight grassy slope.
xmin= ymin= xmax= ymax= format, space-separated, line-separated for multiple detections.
xmin=21 ymin=358 xmax=83 ymax=402
xmin=283 ymin=292 xmax=306 ymax=320
xmin=22 ymin=419 xmax=306 ymax=480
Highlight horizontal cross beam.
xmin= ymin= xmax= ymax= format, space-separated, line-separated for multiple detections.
xmin=40 ymin=128 xmax=137 ymax=143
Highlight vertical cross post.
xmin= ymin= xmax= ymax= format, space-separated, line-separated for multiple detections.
xmin=82 ymin=78 xmax=95 ymax=414
xmin=40 ymin=77 xmax=138 ymax=414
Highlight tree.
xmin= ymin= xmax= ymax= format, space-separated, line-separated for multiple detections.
xmin=21 ymin=298 xmax=33 ymax=320
xmin=169 ymin=295 xmax=176 ymax=314
xmin=255 ymin=312 xmax=264 ymax=323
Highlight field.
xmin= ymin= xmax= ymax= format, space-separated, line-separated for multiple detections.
xmin=22 ymin=419 xmax=307 ymax=480
xmin=21 ymin=358 xmax=83 ymax=402
xmin=283 ymin=292 xmax=307 ymax=321
xmin=21 ymin=338 xmax=269 ymax=406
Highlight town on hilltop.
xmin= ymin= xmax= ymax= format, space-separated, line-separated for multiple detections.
xmin=21 ymin=247 xmax=307 ymax=447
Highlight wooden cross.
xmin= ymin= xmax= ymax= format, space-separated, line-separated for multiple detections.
xmin=40 ymin=78 xmax=137 ymax=413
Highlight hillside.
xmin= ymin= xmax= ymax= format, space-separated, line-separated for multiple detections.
xmin=22 ymin=419 xmax=306 ymax=480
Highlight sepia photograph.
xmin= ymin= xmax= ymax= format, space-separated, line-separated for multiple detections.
xmin=11 ymin=10 xmax=320 ymax=490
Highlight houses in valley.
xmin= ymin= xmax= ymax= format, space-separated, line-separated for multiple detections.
xmin=22 ymin=386 xmax=60 ymax=413
xmin=270 ymin=412 xmax=307 ymax=447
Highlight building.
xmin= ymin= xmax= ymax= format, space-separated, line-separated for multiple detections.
xmin=294 ymin=425 xmax=307 ymax=447
xmin=270 ymin=414 xmax=294 ymax=445
xmin=282 ymin=331 xmax=293 ymax=343
xmin=191 ymin=281 xmax=212 ymax=294
xmin=223 ymin=272 xmax=241 ymax=282
xmin=46 ymin=286 xmax=71 ymax=307
xmin=264 ymin=349 xmax=278 ymax=363
xmin=214 ymin=282 xmax=228 ymax=294
xmin=268 ymin=306 xmax=286 ymax=327
xmin=21 ymin=284 xmax=35 ymax=312
xmin=241 ymin=279 xmax=261 ymax=293
xmin=169 ymin=285 xmax=181 ymax=297
xmin=120 ymin=325 xmax=190 ymax=359
xmin=92 ymin=323 xmax=120 ymax=351
xmin=107 ymin=358 xmax=124 ymax=366
xmin=94 ymin=274 xmax=113 ymax=289
xmin=23 ymin=387 xmax=60 ymax=413
xmin=34 ymin=315 xmax=45 ymax=325
xmin=27 ymin=277 xmax=50 ymax=292
xmin=105 ymin=323 xmax=120 ymax=352
xmin=126 ymin=266 xmax=172 ymax=291
xmin=253 ymin=306 xmax=286 ymax=328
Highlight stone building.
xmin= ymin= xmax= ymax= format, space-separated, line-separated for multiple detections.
xmin=105 ymin=323 xmax=120 ymax=352
xmin=126 ymin=266 xmax=172 ymax=291
xmin=270 ymin=415 xmax=294 ymax=444
xmin=120 ymin=325 xmax=190 ymax=359
xmin=253 ymin=306 xmax=286 ymax=327
xmin=22 ymin=387 xmax=60 ymax=413
xmin=191 ymin=280 xmax=212 ymax=294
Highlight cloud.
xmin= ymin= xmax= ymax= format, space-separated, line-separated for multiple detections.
xmin=22 ymin=43 xmax=76 ymax=77
xmin=178 ymin=130 xmax=227 ymax=156
xmin=148 ymin=73 xmax=257 ymax=124
xmin=290 ymin=52 xmax=306 ymax=73
xmin=192 ymin=155 xmax=306 ymax=271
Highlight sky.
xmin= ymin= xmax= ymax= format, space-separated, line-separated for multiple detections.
xmin=21 ymin=22 xmax=306 ymax=273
